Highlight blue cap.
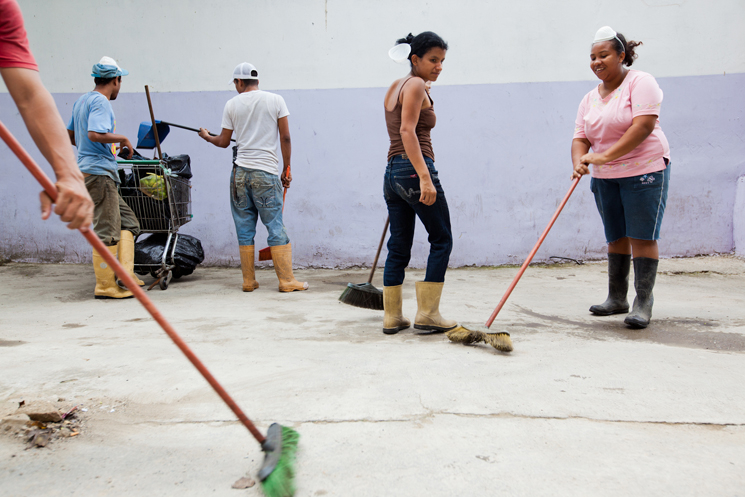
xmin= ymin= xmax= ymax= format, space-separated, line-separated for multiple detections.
xmin=91 ymin=56 xmax=129 ymax=78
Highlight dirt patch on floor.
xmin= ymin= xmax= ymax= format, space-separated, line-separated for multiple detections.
xmin=0 ymin=340 xmax=26 ymax=347
xmin=55 ymin=289 xmax=92 ymax=303
xmin=0 ymin=264 xmax=44 ymax=278
xmin=514 ymin=305 xmax=745 ymax=352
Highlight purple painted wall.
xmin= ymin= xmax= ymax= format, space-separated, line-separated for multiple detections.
xmin=735 ymin=176 xmax=745 ymax=256
xmin=1 ymin=73 xmax=744 ymax=267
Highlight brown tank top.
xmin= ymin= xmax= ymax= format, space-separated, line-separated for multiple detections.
xmin=385 ymin=76 xmax=436 ymax=161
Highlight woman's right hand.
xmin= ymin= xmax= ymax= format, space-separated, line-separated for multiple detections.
xmin=419 ymin=177 xmax=437 ymax=206
xmin=571 ymin=160 xmax=590 ymax=180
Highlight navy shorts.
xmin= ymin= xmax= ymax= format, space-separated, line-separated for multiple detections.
xmin=590 ymin=161 xmax=670 ymax=243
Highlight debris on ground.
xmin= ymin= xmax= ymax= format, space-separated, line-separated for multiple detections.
xmin=1 ymin=400 xmax=85 ymax=449
xmin=231 ymin=477 xmax=256 ymax=489
xmin=17 ymin=400 xmax=64 ymax=422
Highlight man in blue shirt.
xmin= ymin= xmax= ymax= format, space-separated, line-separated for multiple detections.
xmin=67 ymin=56 xmax=142 ymax=299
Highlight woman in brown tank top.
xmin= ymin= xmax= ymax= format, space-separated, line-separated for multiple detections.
xmin=381 ymin=31 xmax=460 ymax=336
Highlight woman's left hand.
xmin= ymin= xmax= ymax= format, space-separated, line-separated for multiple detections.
xmin=580 ymin=152 xmax=609 ymax=166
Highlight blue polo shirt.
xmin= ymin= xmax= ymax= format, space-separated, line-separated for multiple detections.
xmin=67 ymin=91 xmax=119 ymax=183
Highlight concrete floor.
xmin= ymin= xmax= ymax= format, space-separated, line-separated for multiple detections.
xmin=1 ymin=255 xmax=744 ymax=497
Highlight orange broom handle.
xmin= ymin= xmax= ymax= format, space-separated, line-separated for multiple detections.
xmin=485 ymin=176 xmax=581 ymax=328
xmin=0 ymin=120 xmax=266 ymax=445
xmin=282 ymin=164 xmax=290 ymax=207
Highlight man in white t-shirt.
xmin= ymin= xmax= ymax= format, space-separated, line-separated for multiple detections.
xmin=199 ymin=62 xmax=308 ymax=293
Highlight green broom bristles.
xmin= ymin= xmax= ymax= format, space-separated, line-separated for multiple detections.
xmin=261 ymin=426 xmax=300 ymax=497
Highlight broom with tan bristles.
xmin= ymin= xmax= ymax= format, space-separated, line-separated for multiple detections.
xmin=448 ymin=176 xmax=582 ymax=353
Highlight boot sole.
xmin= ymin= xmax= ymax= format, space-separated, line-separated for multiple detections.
xmin=589 ymin=307 xmax=629 ymax=316
xmin=383 ymin=324 xmax=410 ymax=335
xmin=95 ymin=295 xmax=134 ymax=300
xmin=624 ymin=316 xmax=649 ymax=329
xmin=414 ymin=324 xmax=458 ymax=333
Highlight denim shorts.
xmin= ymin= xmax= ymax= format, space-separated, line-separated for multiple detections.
xmin=590 ymin=161 xmax=670 ymax=243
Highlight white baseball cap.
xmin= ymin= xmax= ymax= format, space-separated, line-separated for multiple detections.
xmin=231 ymin=62 xmax=259 ymax=83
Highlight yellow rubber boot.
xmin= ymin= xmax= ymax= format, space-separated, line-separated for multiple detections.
xmin=118 ymin=230 xmax=145 ymax=286
xmin=239 ymin=245 xmax=260 ymax=292
xmin=414 ymin=281 xmax=457 ymax=332
xmin=93 ymin=246 xmax=134 ymax=299
xmin=269 ymin=243 xmax=309 ymax=292
xmin=383 ymin=285 xmax=410 ymax=335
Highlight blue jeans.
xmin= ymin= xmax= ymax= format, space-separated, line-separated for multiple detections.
xmin=383 ymin=155 xmax=453 ymax=286
xmin=230 ymin=166 xmax=289 ymax=247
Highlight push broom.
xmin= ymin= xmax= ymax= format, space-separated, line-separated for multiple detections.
xmin=0 ymin=120 xmax=298 ymax=497
xmin=338 ymin=217 xmax=389 ymax=310
xmin=448 ymin=176 xmax=582 ymax=352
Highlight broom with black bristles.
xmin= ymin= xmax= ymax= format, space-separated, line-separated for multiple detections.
xmin=0 ymin=120 xmax=298 ymax=497
xmin=448 ymin=176 xmax=582 ymax=353
xmin=339 ymin=217 xmax=389 ymax=310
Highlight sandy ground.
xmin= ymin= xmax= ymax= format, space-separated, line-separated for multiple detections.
xmin=1 ymin=255 xmax=744 ymax=497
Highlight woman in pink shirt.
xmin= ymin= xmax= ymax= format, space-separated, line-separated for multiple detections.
xmin=572 ymin=26 xmax=670 ymax=329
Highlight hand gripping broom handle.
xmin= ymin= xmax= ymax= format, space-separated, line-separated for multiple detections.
xmin=485 ymin=176 xmax=581 ymax=328
xmin=282 ymin=166 xmax=288 ymax=206
xmin=0 ymin=120 xmax=266 ymax=445
xmin=279 ymin=163 xmax=289 ymax=210
xmin=367 ymin=217 xmax=390 ymax=284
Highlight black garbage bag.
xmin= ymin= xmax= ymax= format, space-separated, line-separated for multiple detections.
xmin=134 ymin=233 xmax=205 ymax=277
xmin=118 ymin=147 xmax=151 ymax=161
xmin=162 ymin=154 xmax=192 ymax=179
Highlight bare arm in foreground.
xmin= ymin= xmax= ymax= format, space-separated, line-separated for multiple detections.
xmin=1 ymin=67 xmax=93 ymax=230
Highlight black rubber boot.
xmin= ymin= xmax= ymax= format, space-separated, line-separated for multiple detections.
xmin=624 ymin=257 xmax=659 ymax=329
xmin=589 ymin=253 xmax=631 ymax=316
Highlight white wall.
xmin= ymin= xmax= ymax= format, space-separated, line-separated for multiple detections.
xmin=4 ymin=0 xmax=744 ymax=94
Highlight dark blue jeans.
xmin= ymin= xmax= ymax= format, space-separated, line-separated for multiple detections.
xmin=383 ymin=155 xmax=453 ymax=286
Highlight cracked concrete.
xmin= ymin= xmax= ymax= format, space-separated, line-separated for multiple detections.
xmin=1 ymin=255 xmax=744 ymax=496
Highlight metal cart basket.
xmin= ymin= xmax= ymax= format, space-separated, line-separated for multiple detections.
xmin=117 ymin=159 xmax=192 ymax=290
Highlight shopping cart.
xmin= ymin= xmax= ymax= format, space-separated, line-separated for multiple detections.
xmin=117 ymin=159 xmax=192 ymax=290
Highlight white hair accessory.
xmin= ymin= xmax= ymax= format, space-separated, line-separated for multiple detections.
xmin=593 ymin=26 xmax=624 ymax=49
xmin=388 ymin=43 xmax=411 ymax=64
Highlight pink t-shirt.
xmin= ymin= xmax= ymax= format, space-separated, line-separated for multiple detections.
xmin=573 ymin=69 xmax=670 ymax=179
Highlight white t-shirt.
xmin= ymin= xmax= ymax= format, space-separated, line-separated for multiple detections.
xmin=221 ymin=90 xmax=290 ymax=175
